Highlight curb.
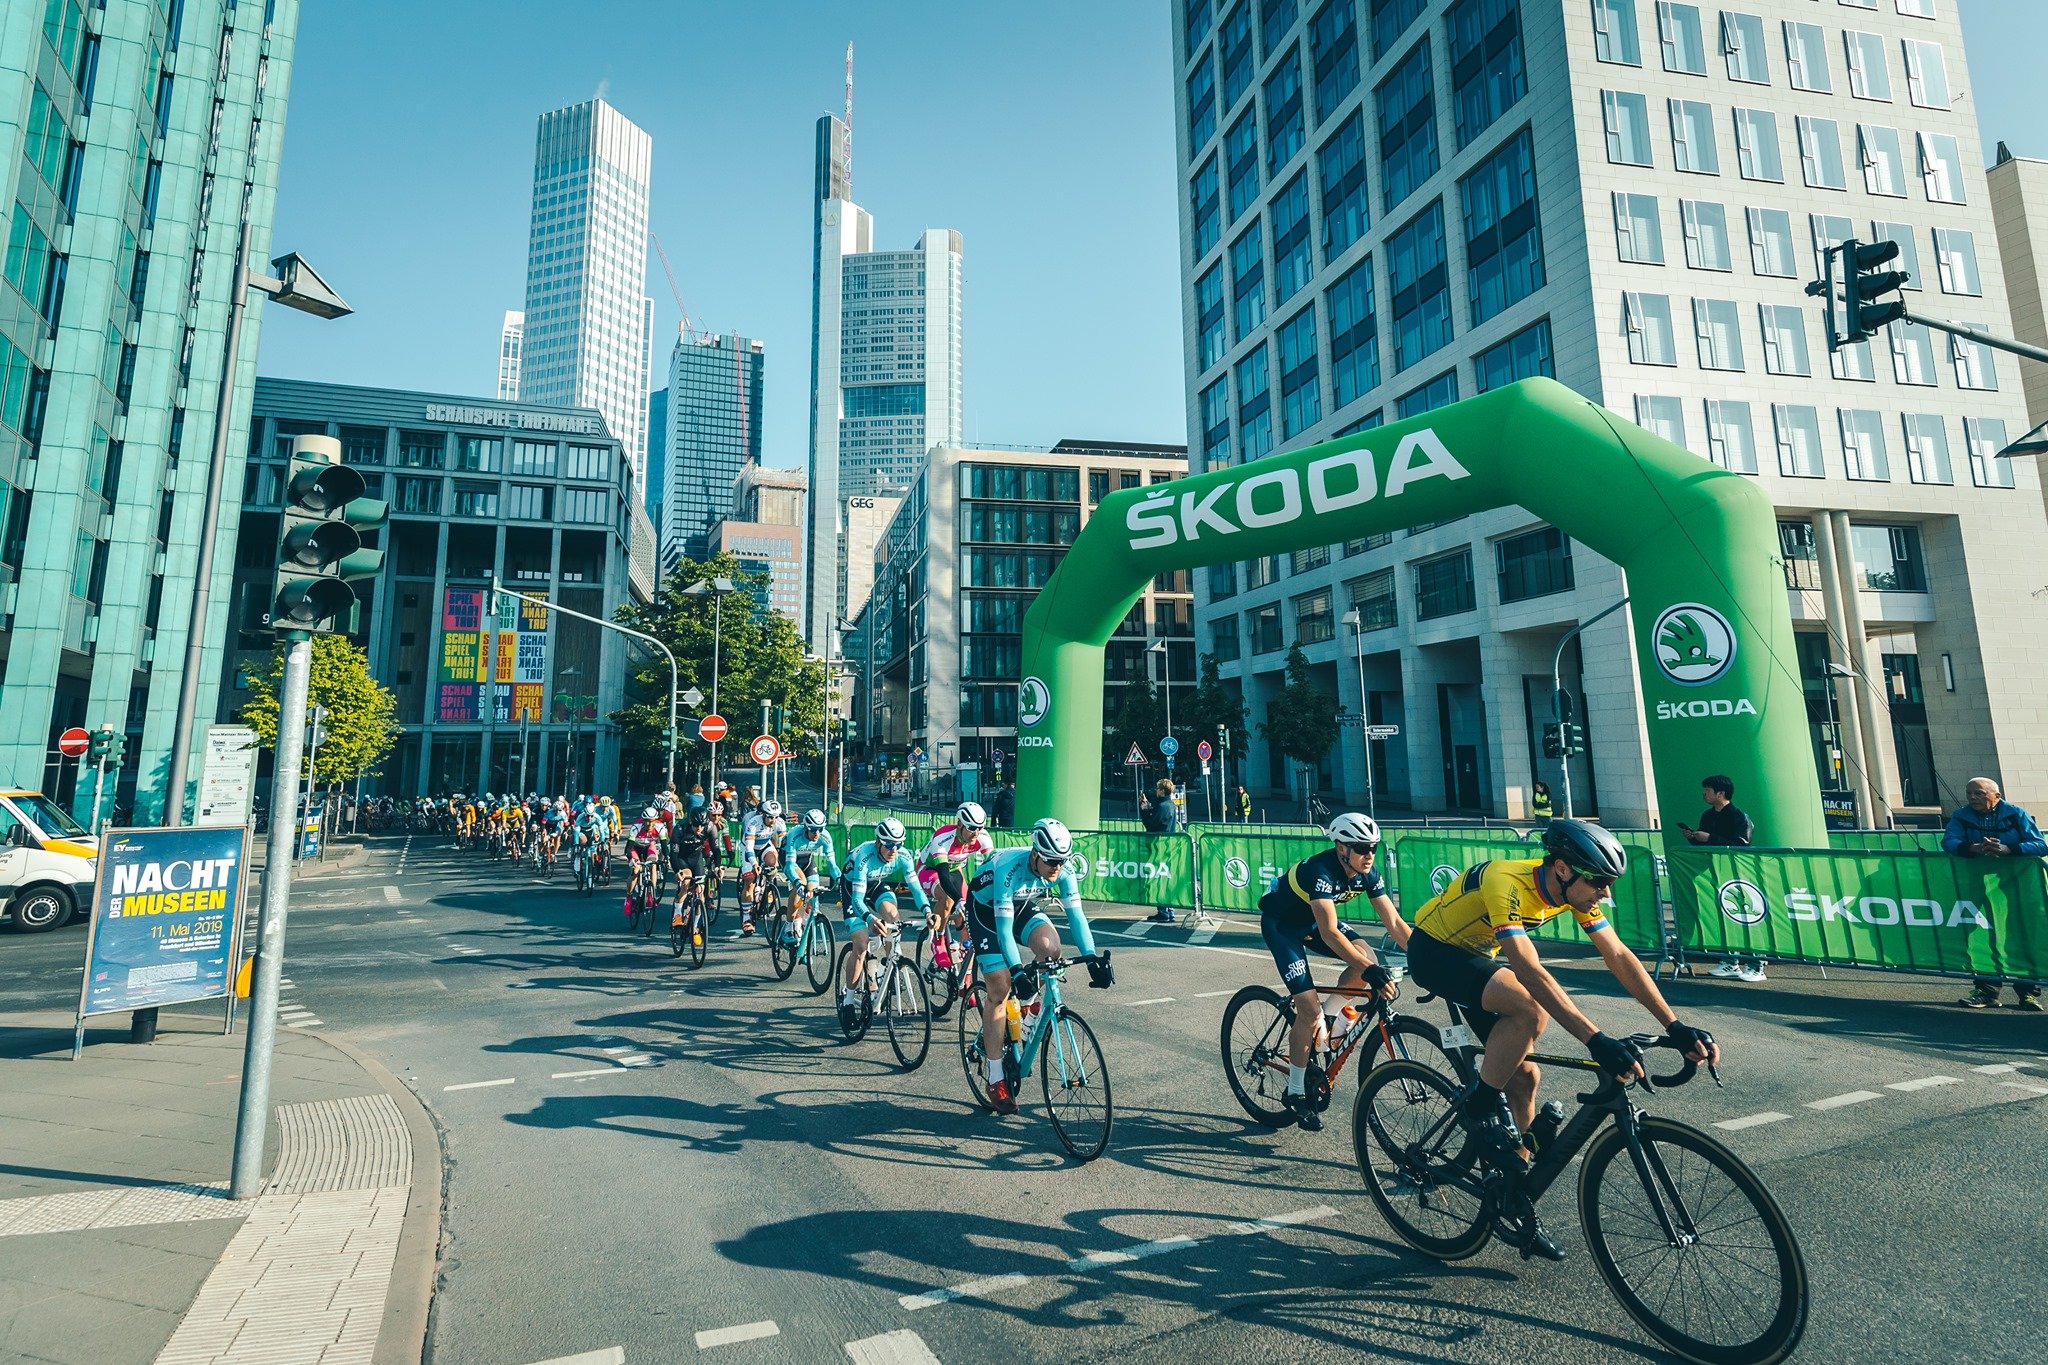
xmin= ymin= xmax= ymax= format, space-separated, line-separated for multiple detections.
xmin=318 ymin=1031 xmax=442 ymax=1365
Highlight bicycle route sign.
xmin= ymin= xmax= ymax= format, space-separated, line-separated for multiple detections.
xmin=1158 ymin=736 xmax=1179 ymax=757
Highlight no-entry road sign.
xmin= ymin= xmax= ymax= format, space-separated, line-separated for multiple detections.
xmin=750 ymin=734 xmax=782 ymax=765
xmin=698 ymin=714 xmax=729 ymax=743
xmin=58 ymin=727 xmax=91 ymax=758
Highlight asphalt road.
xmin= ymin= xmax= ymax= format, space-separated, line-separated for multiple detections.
xmin=6 ymin=834 xmax=2045 ymax=1363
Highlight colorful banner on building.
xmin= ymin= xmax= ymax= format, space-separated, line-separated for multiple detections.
xmin=78 ymin=826 xmax=249 ymax=1017
xmin=439 ymin=587 xmax=550 ymax=722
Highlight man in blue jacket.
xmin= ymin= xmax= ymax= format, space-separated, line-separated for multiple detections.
xmin=1944 ymin=777 xmax=2046 ymax=1010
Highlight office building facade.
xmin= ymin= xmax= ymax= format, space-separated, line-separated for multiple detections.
xmin=658 ymin=331 xmax=764 ymax=572
xmin=518 ymin=99 xmax=652 ymax=481
xmin=710 ymin=462 xmax=806 ymax=621
xmin=497 ymin=309 xmax=524 ymax=399
xmin=0 ymin=0 xmax=302 ymax=818
xmin=1987 ymin=146 xmax=2048 ymax=439
xmin=804 ymin=113 xmax=965 ymax=649
xmin=1171 ymin=0 xmax=2048 ymax=822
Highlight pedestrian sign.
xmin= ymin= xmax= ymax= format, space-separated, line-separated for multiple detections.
xmin=1197 ymin=740 xmax=1213 ymax=761
xmin=1159 ymin=735 xmax=1179 ymax=757
xmin=1123 ymin=743 xmax=1148 ymax=767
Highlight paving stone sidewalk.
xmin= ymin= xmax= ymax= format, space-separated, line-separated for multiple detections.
xmin=0 ymin=1008 xmax=438 ymax=1365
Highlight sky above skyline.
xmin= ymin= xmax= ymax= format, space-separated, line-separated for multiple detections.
xmin=257 ymin=0 xmax=2048 ymax=469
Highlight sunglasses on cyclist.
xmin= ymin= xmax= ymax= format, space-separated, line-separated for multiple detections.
xmin=1576 ymin=873 xmax=1617 ymax=891
xmin=1342 ymin=841 xmax=1379 ymax=858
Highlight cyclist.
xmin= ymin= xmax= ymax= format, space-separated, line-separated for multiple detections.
xmin=917 ymin=802 xmax=994 ymax=952
xmin=781 ymin=809 xmax=842 ymax=944
xmin=837 ymin=818 xmax=930 ymax=1029
xmin=670 ymin=802 xmax=716 ymax=924
xmin=738 ymin=799 xmax=789 ymax=937
xmin=1258 ymin=813 xmax=1409 ymax=1131
xmin=1408 ymin=819 xmax=1719 ymax=1256
xmin=625 ymin=806 xmax=666 ymax=915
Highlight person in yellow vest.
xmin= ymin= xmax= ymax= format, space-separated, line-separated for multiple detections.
xmin=1531 ymin=781 xmax=1554 ymax=820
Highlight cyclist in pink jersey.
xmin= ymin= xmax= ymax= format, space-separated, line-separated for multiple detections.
xmin=919 ymin=802 xmax=994 ymax=961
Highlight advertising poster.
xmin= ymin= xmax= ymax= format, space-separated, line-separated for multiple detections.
xmin=77 ymin=826 xmax=249 ymax=1019
xmin=439 ymin=587 xmax=486 ymax=721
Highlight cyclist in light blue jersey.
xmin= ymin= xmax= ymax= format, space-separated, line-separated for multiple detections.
xmin=779 ymin=809 xmax=842 ymax=945
xmin=838 ymin=818 xmax=931 ymax=1027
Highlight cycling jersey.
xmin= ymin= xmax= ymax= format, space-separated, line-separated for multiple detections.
xmin=1412 ymin=857 xmax=1609 ymax=954
xmin=783 ymin=828 xmax=841 ymax=881
xmin=1257 ymin=848 xmax=1388 ymax=932
xmin=740 ymin=813 xmax=788 ymax=872
xmin=966 ymin=846 xmax=1097 ymax=972
xmin=626 ymin=821 xmax=665 ymax=857
xmin=841 ymin=840 xmax=929 ymax=923
xmin=919 ymin=823 xmax=993 ymax=870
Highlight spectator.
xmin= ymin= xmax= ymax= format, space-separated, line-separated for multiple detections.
xmin=1143 ymin=779 xmax=1182 ymax=923
xmin=991 ymin=780 xmax=1015 ymax=829
xmin=685 ymin=784 xmax=706 ymax=815
xmin=1237 ymin=784 xmax=1252 ymax=823
xmin=1530 ymin=781 xmax=1553 ymax=820
xmin=1944 ymin=777 xmax=2046 ymax=1010
xmin=1683 ymin=775 xmax=1763 ymax=982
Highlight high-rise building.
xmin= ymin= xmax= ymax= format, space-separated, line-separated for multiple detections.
xmin=518 ymin=99 xmax=652 ymax=481
xmin=710 ymin=462 xmax=807 ymax=621
xmin=659 ymin=332 xmax=764 ymax=572
xmin=804 ymin=113 xmax=964 ymax=648
xmin=1171 ymin=0 xmax=2048 ymax=821
xmin=497 ymin=309 xmax=524 ymax=400
xmin=1987 ymin=145 xmax=2048 ymax=443
xmin=0 ymin=1 xmax=303 ymax=819
xmin=645 ymin=385 xmax=668 ymax=538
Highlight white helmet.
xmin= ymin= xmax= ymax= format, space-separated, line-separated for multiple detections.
xmin=875 ymin=817 xmax=907 ymax=846
xmin=1328 ymin=812 xmax=1382 ymax=847
xmin=802 ymin=808 xmax=827 ymax=832
xmin=642 ymin=807 xmax=659 ymax=820
xmin=955 ymin=801 xmax=987 ymax=830
xmin=1030 ymin=818 xmax=1074 ymax=862
xmin=761 ymin=799 xmax=783 ymax=820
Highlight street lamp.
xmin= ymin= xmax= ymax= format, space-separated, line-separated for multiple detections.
xmin=166 ymin=231 xmax=352 ymax=826
xmin=1342 ymin=607 xmax=1377 ymax=822
xmin=684 ymin=577 xmax=738 ymax=790
xmin=556 ymin=666 xmax=581 ymax=796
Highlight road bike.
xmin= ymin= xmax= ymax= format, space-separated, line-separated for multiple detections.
xmin=670 ymin=879 xmax=708 ymax=968
xmin=572 ymin=838 xmax=596 ymax=895
xmin=833 ymin=918 xmax=931 ymax=1069
xmin=626 ymin=861 xmax=659 ymax=938
xmin=702 ymin=858 xmax=727 ymax=930
xmin=768 ymin=873 xmax=833 ymax=988
xmin=959 ymin=956 xmax=1113 ymax=1162
xmin=916 ymin=905 xmax=974 ymax=1017
xmin=1352 ymin=1004 xmax=1807 ymax=1365
xmin=1219 ymin=972 xmax=1454 ymax=1129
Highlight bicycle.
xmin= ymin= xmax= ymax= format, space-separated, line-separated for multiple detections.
xmin=670 ymin=879 xmax=708 ymax=968
xmin=702 ymin=858 xmax=727 ymax=930
xmin=626 ymin=860 xmax=659 ymax=938
xmin=958 ymin=956 xmax=1114 ymax=1162
xmin=832 ymin=918 xmax=931 ymax=1069
xmin=915 ymin=906 xmax=973 ymax=1018
xmin=1219 ymin=972 xmax=1455 ymax=1129
xmin=572 ymin=838 xmax=595 ymax=895
xmin=1352 ymin=1008 xmax=1807 ymax=1365
xmin=767 ymin=873 xmax=830 ymax=985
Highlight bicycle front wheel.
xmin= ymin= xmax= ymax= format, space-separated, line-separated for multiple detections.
xmin=668 ymin=906 xmax=687 ymax=958
xmin=802 ymin=915 xmax=837 ymax=995
xmin=1219 ymin=985 xmax=1298 ymax=1127
xmin=882 ymin=959 xmax=933 ymax=1070
xmin=1579 ymin=1116 xmax=1808 ymax=1365
xmin=918 ymin=932 xmax=961 ymax=1018
xmin=957 ymin=982 xmax=994 ymax=1112
xmin=687 ymin=900 xmax=708 ymax=969
xmin=1041 ymin=1006 xmax=1112 ymax=1162
xmin=1353 ymin=1012 xmax=1463 ymax=1087
xmin=833 ymin=943 xmax=873 ymax=1040
xmin=1352 ymin=1059 xmax=1492 ymax=1261
xmin=769 ymin=911 xmax=799 ymax=980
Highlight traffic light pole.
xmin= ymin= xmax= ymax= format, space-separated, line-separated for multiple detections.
xmin=1551 ymin=597 xmax=1629 ymax=821
xmin=229 ymin=632 xmax=311 ymax=1199
xmin=1897 ymin=308 xmax=2048 ymax=368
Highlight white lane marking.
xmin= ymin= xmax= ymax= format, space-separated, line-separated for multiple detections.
xmin=900 ymin=1273 xmax=1031 ymax=1311
xmin=1121 ymin=921 xmax=1155 ymax=938
xmin=1125 ymin=997 xmax=1175 ymax=1007
xmin=1070 ymin=1234 xmax=1198 ymax=1269
xmin=1998 ymin=1081 xmax=2048 ymax=1097
xmin=617 ymin=1054 xmax=656 ymax=1067
xmin=600 ymin=1046 xmax=636 ymax=1055
xmin=1972 ymin=1062 xmax=2029 ymax=1075
xmin=1806 ymin=1091 xmax=1882 ymax=1110
xmin=1887 ymin=1075 xmax=1961 ymax=1092
xmin=286 ymin=1019 xmax=324 ymax=1027
xmin=1188 ymin=926 xmax=1218 ymax=945
xmin=1194 ymin=988 xmax=1238 ymax=998
xmin=443 ymin=1078 xmax=516 ymax=1092
xmin=695 ymin=1320 xmax=779 ymax=1349
xmin=552 ymin=1067 xmax=619 ymax=1080
xmin=523 ymin=1348 xmax=626 ymax=1365
xmin=1106 ymin=929 xmax=1267 ymax=961
xmin=1714 ymin=1112 xmax=1791 ymax=1131
xmin=845 ymin=1329 xmax=943 ymax=1364
xmin=383 ymin=885 xmax=403 ymax=903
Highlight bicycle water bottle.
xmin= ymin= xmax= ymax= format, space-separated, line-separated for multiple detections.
xmin=1004 ymin=995 xmax=1024 ymax=1044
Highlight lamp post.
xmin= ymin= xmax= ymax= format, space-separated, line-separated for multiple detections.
xmin=556 ymin=667 xmax=583 ymax=797
xmin=165 ymin=231 xmax=352 ymax=826
xmin=684 ymin=577 xmax=737 ymax=791
xmin=1342 ymin=607 xmax=1377 ymax=821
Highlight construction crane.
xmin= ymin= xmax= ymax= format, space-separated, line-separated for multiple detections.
xmin=649 ymin=229 xmax=696 ymax=342
xmin=647 ymin=228 xmax=750 ymax=457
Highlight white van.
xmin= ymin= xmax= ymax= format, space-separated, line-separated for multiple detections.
xmin=0 ymin=791 xmax=99 ymax=933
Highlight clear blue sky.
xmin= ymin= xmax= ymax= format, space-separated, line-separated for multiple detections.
xmin=257 ymin=0 xmax=2046 ymax=467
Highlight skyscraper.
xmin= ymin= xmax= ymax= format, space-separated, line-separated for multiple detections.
xmin=804 ymin=113 xmax=964 ymax=647
xmin=645 ymin=385 xmax=668 ymax=538
xmin=496 ymin=309 xmax=524 ymax=399
xmin=0 ymin=0 xmax=304 ymax=818
xmin=659 ymin=332 xmax=765 ymax=572
xmin=518 ymin=99 xmax=653 ymax=480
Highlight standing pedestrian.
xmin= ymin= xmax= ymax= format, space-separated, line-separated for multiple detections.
xmin=1682 ymin=775 xmax=1763 ymax=981
xmin=1144 ymin=778 xmax=1182 ymax=923
xmin=991 ymin=779 xmax=1015 ymax=829
xmin=1530 ymin=781 xmax=1553 ymax=820
xmin=1237 ymin=784 xmax=1252 ymax=823
xmin=1945 ymin=777 xmax=2046 ymax=1010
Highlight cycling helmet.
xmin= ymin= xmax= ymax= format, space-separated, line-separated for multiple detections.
xmin=761 ymin=800 xmax=783 ymax=819
xmin=955 ymin=801 xmax=987 ymax=830
xmin=1030 ymin=818 xmax=1074 ymax=862
xmin=642 ymin=806 xmax=659 ymax=820
xmin=875 ymin=817 xmax=907 ymax=847
xmin=802 ymin=808 xmax=827 ymax=832
xmin=1542 ymin=819 xmax=1628 ymax=880
xmin=1328 ymin=812 xmax=1381 ymax=847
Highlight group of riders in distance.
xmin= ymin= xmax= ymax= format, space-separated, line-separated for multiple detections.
xmin=425 ymin=782 xmax=1801 ymax=1364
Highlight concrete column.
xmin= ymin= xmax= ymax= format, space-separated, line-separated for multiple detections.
xmin=1827 ymin=511 xmax=1895 ymax=823
xmin=1578 ymin=592 xmax=1656 ymax=826
xmin=1398 ymin=646 xmax=1449 ymax=813
xmin=1478 ymin=631 xmax=1543 ymax=819
xmin=1811 ymin=512 xmax=1873 ymax=823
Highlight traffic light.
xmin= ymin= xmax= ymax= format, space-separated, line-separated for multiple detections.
xmin=1542 ymin=725 xmax=1564 ymax=760
xmin=103 ymin=730 xmax=127 ymax=770
xmin=308 ymin=705 xmax=329 ymax=751
xmin=1834 ymin=238 xmax=1911 ymax=346
xmin=273 ymin=434 xmax=385 ymax=633
xmin=843 ymin=717 xmax=859 ymax=744
xmin=87 ymin=725 xmax=113 ymax=762
xmin=1562 ymin=723 xmax=1587 ymax=756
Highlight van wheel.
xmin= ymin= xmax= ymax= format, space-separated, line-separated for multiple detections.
xmin=8 ymin=885 xmax=74 ymax=933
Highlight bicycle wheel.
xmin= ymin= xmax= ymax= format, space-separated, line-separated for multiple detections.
xmin=833 ymin=943 xmax=873 ymax=1040
xmin=769 ymin=910 xmax=799 ymax=981
xmin=705 ymin=871 xmax=724 ymax=928
xmin=1353 ymin=1012 xmax=1463 ymax=1086
xmin=1579 ymin=1116 xmax=1808 ymax=1365
xmin=1352 ymin=1059 xmax=1492 ymax=1261
xmin=669 ymin=904 xmax=687 ymax=958
xmin=918 ymin=931 xmax=961 ymax=1018
xmin=1041 ymin=1006 xmax=1113 ymax=1162
xmin=687 ymin=897 xmax=708 ymax=969
xmin=957 ymin=981 xmax=994 ymax=1112
xmin=1219 ymin=985 xmax=1298 ymax=1127
xmin=802 ymin=915 xmax=837 ymax=995
xmin=882 ymin=959 xmax=933 ymax=1070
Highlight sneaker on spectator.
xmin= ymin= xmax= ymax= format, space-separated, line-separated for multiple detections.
xmin=1709 ymin=961 xmax=1741 ymax=979
xmin=1736 ymin=962 xmax=1767 ymax=983
xmin=1959 ymin=984 xmax=2002 ymax=1009
xmin=2014 ymin=988 xmax=2044 ymax=1013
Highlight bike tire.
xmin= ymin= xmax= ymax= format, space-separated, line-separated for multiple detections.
xmin=688 ymin=898 xmax=708 ymax=969
xmin=802 ymin=915 xmax=836 ymax=995
xmin=1353 ymin=1012 xmax=1463 ymax=1087
xmin=957 ymin=981 xmax=994 ymax=1112
xmin=883 ymin=959 xmax=933 ymax=1071
xmin=668 ymin=907 xmax=686 ymax=958
xmin=1352 ymin=1059 xmax=1493 ymax=1261
xmin=705 ymin=872 xmax=724 ymax=928
xmin=1041 ymin=1006 xmax=1113 ymax=1162
xmin=1219 ymin=985 xmax=1299 ymax=1128
xmin=769 ymin=911 xmax=799 ymax=981
xmin=917 ymin=932 xmax=962 ymax=1018
xmin=1579 ymin=1116 xmax=1809 ymax=1365
xmin=833 ymin=943 xmax=873 ymax=1041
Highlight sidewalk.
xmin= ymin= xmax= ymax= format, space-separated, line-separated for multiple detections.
xmin=0 ymin=1006 xmax=439 ymax=1365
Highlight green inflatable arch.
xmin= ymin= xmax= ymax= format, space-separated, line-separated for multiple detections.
xmin=1012 ymin=378 xmax=1824 ymax=850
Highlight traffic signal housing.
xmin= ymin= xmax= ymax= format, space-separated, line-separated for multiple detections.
xmin=1830 ymin=237 xmax=1911 ymax=347
xmin=87 ymin=726 xmax=113 ymax=763
xmin=273 ymin=434 xmax=385 ymax=633
xmin=1542 ymin=724 xmax=1564 ymax=760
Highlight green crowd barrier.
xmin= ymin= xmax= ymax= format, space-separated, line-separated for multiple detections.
xmin=1826 ymin=829 xmax=1946 ymax=853
xmin=1390 ymin=834 xmax=1664 ymax=956
xmin=985 ymin=825 xmax=1195 ymax=908
xmin=1191 ymin=829 xmax=1331 ymax=914
xmin=1668 ymin=847 xmax=2048 ymax=980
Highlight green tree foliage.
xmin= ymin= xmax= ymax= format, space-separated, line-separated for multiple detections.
xmin=1180 ymin=651 xmax=1249 ymax=755
xmin=1259 ymin=644 xmax=1338 ymax=770
xmin=612 ymin=552 xmax=829 ymax=768
xmin=1104 ymin=674 xmax=1164 ymax=779
xmin=240 ymin=634 xmax=400 ymax=783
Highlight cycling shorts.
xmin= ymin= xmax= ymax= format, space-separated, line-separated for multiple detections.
xmin=840 ymin=879 xmax=916 ymax=933
xmin=627 ymin=840 xmax=658 ymax=864
xmin=919 ymin=864 xmax=966 ymax=904
xmin=674 ymin=846 xmax=707 ymax=879
xmin=1405 ymin=927 xmax=1507 ymax=1041
xmin=965 ymin=895 xmax=1053 ymax=975
xmin=1261 ymin=913 xmax=1367 ymax=995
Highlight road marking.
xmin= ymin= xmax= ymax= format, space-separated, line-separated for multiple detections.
xmin=600 ymin=1046 xmax=636 ymax=1055
xmin=845 ymin=1329 xmax=943 ymax=1363
xmin=901 ymin=1273 xmax=1031 ymax=1312
xmin=383 ymin=885 xmax=403 ymax=903
xmin=523 ymin=1348 xmax=626 ymax=1365
xmin=617 ymin=1054 xmax=656 ymax=1067
xmin=695 ymin=1319 xmax=779 ymax=1349
xmin=1070 ymin=1234 xmax=1198 ymax=1268
xmin=1887 ymin=1075 xmax=1961 ymax=1092
xmin=1125 ymin=997 xmax=1175 ymax=1007
xmin=1971 ymin=1062 xmax=2030 ymax=1075
xmin=552 ymin=1067 xmax=620 ymax=1080
xmin=1807 ymin=1091 xmax=1882 ymax=1110
xmin=1121 ymin=921 xmax=1155 ymax=938
xmin=1998 ymin=1081 xmax=2048 ymax=1097
xmin=1189 ymin=926 xmax=1218 ymax=944
xmin=443 ymin=1078 xmax=516 ymax=1092
xmin=287 ymin=1018 xmax=324 ymax=1028
xmin=1194 ymin=988 xmax=1238 ymax=998
xmin=1714 ymin=1112 xmax=1791 ymax=1131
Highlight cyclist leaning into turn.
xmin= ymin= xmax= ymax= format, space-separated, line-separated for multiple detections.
xmin=837 ymin=818 xmax=931 ymax=1028
xmin=738 ymin=800 xmax=790 ymax=936
xmin=918 ymin=801 xmax=994 ymax=948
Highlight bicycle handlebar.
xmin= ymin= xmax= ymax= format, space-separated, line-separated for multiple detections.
xmin=1010 ymin=953 xmax=1105 ymax=981
xmin=1620 ymin=1032 xmax=1722 ymax=1092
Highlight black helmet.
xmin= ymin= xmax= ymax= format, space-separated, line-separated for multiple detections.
xmin=1541 ymin=819 xmax=1627 ymax=879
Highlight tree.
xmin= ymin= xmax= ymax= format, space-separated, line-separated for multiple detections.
xmin=1259 ymin=645 xmax=1338 ymax=794
xmin=1180 ymin=652 xmax=1249 ymax=755
xmin=611 ymin=551 xmax=829 ymax=774
xmin=241 ymin=634 xmax=400 ymax=784
xmin=1104 ymin=674 xmax=1164 ymax=793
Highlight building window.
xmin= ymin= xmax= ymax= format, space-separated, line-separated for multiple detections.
xmin=1779 ymin=520 xmax=1821 ymax=590
xmin=1295 ymin=588 xmax=1335 ymax=643
xmin=1247 ymin=553 xmax=1282 ymax=589
xmin=1895 ymin=0 xmax=1936 ymax=17
xmin=1831 ymin=333 xmax=1877 ymax=382
xmin=1918 ymin=132 xmax=1964 ymax=203
xmin=563 ymin=444 xmax=613 ymax=480
xmin=1319 ymin=112 xmax=1370 ymax=261
xmin=1294 ymin=543 xmax=1332 ymax=573
xmin=1951 ymin=331 xmax=1997 ymax=391
xmin=1680 ymin=199 xmax=1731 ymax=270
xmin=1706 ymin=399 xmax=1760 ymax=472
xmin=452 ymin=480 xmax=499 ymax=518
xmin=1189 ymin=54 xmax=1218 ymax=153
xmin=964 ymin=466 xmax=1082 ymax=501
xmin=1238 ymin=345 xmax=1274 ymax=459
xmin=1414 ymin=549 xmax=1476 ymax=619
xmin=1845 ymin=30 xmax=1891 ymax=100
xmin=1602 ymin=90 xmax=1653 ymax=166
xmin=1866 ymin=217 xmax=1919 ymax=287
xmin=1796 ymin=117 xmax=1846 ymax=190
xmin=1310 ymin=0 xmax=1361 ymax=123
xmin=1658 ymin=2 xmax=1706 ymax=74
xmin=1376 ymin=41 xmax=1440 ymax=211
xmin=1759 ymin=304 xmax=1811 ymax=376
xmin=1592 ymin=0 xmax=1640 ymax=64
xmin=1746 ymin=206 xmax=1795 ymax=276
xmin=395 ymin=476 xmax=440 ymax=514
xmin=1265 ymin=48 xmax=1307 ymax=172
xmin=1396 ymin=370 xmax=1459 ymax=417
xmin=506 ymin=483 xmax=552 ymax=519
xmin=1371 ymin=0 xmax=1427 ymax=61
xmin=1201 ymin=375 xmax=1233 ymax=465
xmin=1693 ymin=298 xmax=1744 ymax=369
xmin=1262 ymin=0 xmax=1298 ymax=56
xmin=1271 ymin=170 xmax=1314 ymax=303
xmin=1840 ymin=409 xmax=1891 ymax=481
xmin=1231 ymin=225 xmax=1267 ymax=340
xmin=1210 ymin=561 xmax=1238 ymax=599
xmin=508 ymin=439 xmax=556 ymax=476
xmin=1327 ymin=256 xmax=1381 ymax=407
xmin=1388 ymin=202 xmax=1453 ymax=370
xmin=1721 ymin=11 xmax=1768 ymax=83
xmin=1278 ymin=306 xmax=1323 ymax=436
xmin=965 ymin=548 xmax=1063 ymax=588
xmin=1213 ymin=613 xmax=1242 ymax=661
xmin=1250 ymin=602 xmax=1284 ymax=653
xmin=964 ymin=505 xmax=1083 ymax=541
xmin=1623 ymin=291 xmax=1677 ymax=365
xmin=1226 ymin=111 xmax=1261 ymax=222
xmin=1966 ymin=417 xmax=2015 ymax=489
xmin=1935 ymin=228 xmax=1981 ymax=295
xmin=1903 ymin=39 xmax=1949 ymax=109
xmin=1853 ymin=124 xmax=1904 ymax=198
xmin=1889 ymin=321 xmax=1936 ymax=385
xmin=1475 ymin=319 xmax=1553 ymax=391
xmin=1901 ymin=413 xmax=1952 ymax=485
xmin=1496 ymin=526 xmax=1573 ymax=602
xmin=1350 ymin=568 xmax=1398 ymax=629
xmin=398 ymin=432 xmax=444 ymax=469
xmin=1197 ymin=263 xmax=1227 ymax=370
xmin=1732 ymin=108 xmax=1783 ymax=182
xmin=1461 ymin=129 xmax=1544 ymax=325
xmin=1635 ymin=394 xmax=1685 ymax=446
xmin=1614 ymin=192 xmax=1664 ymax=264
xmin=1784 ymin=21 xmax=1830 ymax=92
xmin=1190 ymin=156 xmax=1222 ymax=259
xmin=1772 ymin=404 xmax=1824 ymax=478
xmin=453 ymin=435 xmax=500 ymax=472
xmin=1669 ymin=100 xmax=1719 ymax=174
xmin=1186 ymin=0 xmax=1215 ymax=56
xmin=1221 ymin=2 xmax=1255 ymax=109
xmin=1850 ymin=523 xmax=1926 ymax=592
xmin=1449 ymin=0 xmax=1526 ymax=148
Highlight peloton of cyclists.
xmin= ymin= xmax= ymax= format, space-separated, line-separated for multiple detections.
xmin=780 ymin=809 xmax=842 ymax=944
xmin=738 ymin=799 xmax=790 ymax=936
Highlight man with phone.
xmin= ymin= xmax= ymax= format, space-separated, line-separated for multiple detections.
xmin=1682 ymin=776 xmax=1762 ymax=981
xmin=1945 ymin=777 xmax=2046 ymax=1010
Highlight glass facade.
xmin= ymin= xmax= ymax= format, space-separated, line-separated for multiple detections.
xmin=658 ymin=333 xmax=765 ymax=572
